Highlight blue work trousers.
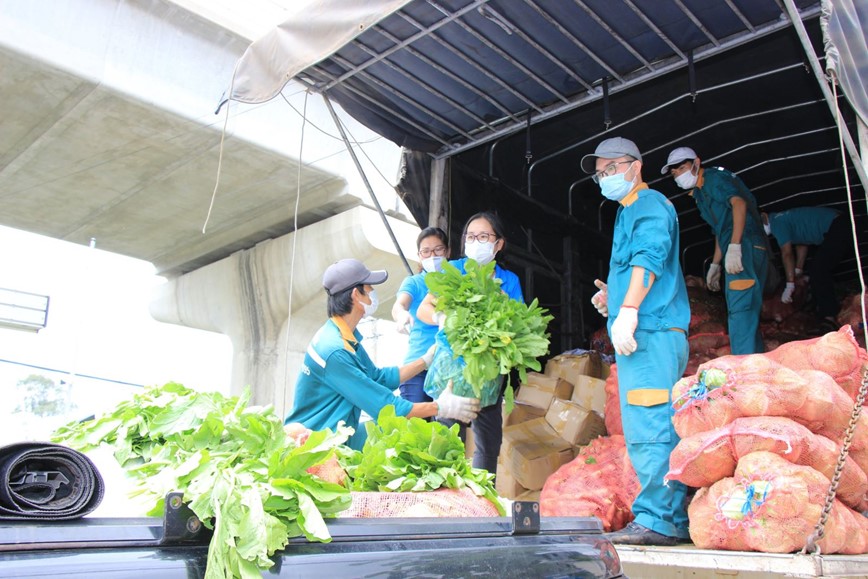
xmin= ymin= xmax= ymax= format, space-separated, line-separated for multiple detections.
xmin=617 ymin=329 xmax=690 ymax=539
xmin=725 ymin=242 xmax=767 ymax=354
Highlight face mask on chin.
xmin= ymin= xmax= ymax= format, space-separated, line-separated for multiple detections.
xmin=361 ymin=289 xmax=379 ymax=317
xmin=464 ymin=240 xmax=496 ymax=265
xmin=674 ymin=164 xmax=698 ymax=190
xmin=598 ymin=165 xmax=635 ymax=202
xmin=421 ymin=256 xmax=444 ymax=273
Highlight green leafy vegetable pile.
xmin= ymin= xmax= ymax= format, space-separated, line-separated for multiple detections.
xmin=425 ymin=259 xmax=554 ymax=408
xmin=341 ymin=407 xmax=504 ymax=515
xmin=52 ymin=382 xmax=351 ymax=579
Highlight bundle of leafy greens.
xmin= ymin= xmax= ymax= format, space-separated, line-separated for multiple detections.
xmin=341 ymin=407 xmax=504 ymax=515
xmin=424 ymin=259 xmax=554 ymax=409
xmin=52 ymin=382 xmax=352 ymax=579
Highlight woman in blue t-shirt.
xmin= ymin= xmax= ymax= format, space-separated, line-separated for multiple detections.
xmin=417 ymin=212 xmax=524 ymax=476
xmin=391 ymin=226 xmax=450 ymax=403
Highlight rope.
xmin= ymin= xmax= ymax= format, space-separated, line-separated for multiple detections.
xmin=202 ymin=59 xmax=240 ymax=235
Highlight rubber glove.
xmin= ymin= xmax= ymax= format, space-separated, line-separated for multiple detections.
xmin=706 ymin=263 xmax=722 ymax=292
xmin=421 ymin=343 xmax=436 ymax=368
xmin=435 ymin=381 xmax=480 ymax=422
xmin=611 ymin=306 xmax=639 ymax=356
xmin=591 ymin=279 xmax=609 ymax=318
xmin=781 ymin=282 xmax=795 ymax=304
xmin=725 ymin=243 xmax=743 ymax=274
xmin=433 ymin=311 xmax=447 ymax=330
xmin=395 ymin=309 xmax=414 ymax=334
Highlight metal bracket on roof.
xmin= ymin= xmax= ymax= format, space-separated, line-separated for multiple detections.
xmin=602 ymin=78 xmax=611 ymax=129
xmin=511 ymin=501 xmax=541 ymax=534
xmin=161 ymin=491 xmax=207 ymax=545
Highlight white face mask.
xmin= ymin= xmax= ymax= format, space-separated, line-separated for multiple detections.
xmin=421 ymin=256 xmax=444 ymax=273
xmin=763 ymin=222 xmax=771 ymax=236
xmin=674 ymin=164 xmax=698 ymax=190
xmin=465 ymin=240 xmax=496 ymax=265
xmin=361 ymin=289 xmax=378 ymax=317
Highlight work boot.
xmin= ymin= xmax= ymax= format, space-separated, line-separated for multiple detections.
xmin=605 ymin=522 xmax=679 ymax=546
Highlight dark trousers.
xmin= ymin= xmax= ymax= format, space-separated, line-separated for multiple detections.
xmin=438 ymin=395 xmax=503 ymax=476
xmin=398 ymin=371 xmax=433 ymax=403
xmin=808 ymin=216 xmax=848 ymax=319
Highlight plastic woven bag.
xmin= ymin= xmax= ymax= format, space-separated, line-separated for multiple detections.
xmin=424 ymin=331 xmax=503 ymax=408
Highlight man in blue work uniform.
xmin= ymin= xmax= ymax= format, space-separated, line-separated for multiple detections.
xmin=583 ymin=137 xmax=691 ymax=546
xmin=761 ymin=207 xmax=845 ymax=328
xmin=285 ymin=258 xmax=480 ymax=449
xmin=662 ymin=147 xmax=768 ymax=354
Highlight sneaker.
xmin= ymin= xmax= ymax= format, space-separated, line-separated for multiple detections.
xmin=605 ymin=522 xmax=679 ymax=546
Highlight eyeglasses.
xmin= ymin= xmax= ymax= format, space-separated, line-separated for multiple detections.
xmin=592 ymin=160 xmax=633 ymax=184
xmin=465 ymin=232 xmax=498 ymax=243
xmin=419 ymin=245 xmax=447 ymax=258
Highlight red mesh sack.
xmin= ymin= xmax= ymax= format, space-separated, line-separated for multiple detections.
xmin=339 ymin=487 xmax=501 ymax=518
xmin=688 ymin=451 xmax=868 ymax=554
xmin=838 ymin=294 xmax=867 ymax=348
xmin=667 ymin=416 xmax=868 ymax=510
xmin=603 ymin=365 xmax=622 ymax=436
xmin=765 ymin=326 xmax=868 ymax=404
xmin=672 ymin=355 xmax=809 ymax=438
xmin=540 ymin=435 xmax=638 ymax=532
xmin=688 ymin=332 xmax=730 ymax=356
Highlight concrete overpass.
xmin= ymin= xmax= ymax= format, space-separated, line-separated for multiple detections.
xmin=0 ymin=0 xmax=421 ymax=413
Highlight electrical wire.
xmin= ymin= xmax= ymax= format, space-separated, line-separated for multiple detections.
xmin=201 ymin=59 xmax=240 ymax=234
xmin=280 ymin=89 xmax=308 ymax=415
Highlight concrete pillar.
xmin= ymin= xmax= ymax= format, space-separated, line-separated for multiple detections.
xmin=149 ymin=206 xmax=420 ymax=416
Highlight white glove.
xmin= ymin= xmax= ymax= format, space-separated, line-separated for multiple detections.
xmin=611 ymin=307 xmax=639 ymax=356
xmin=591 ymin=279 xmax=609 ymax=318
xmin=725 ymin=243 xmax=743 ymax=274
xmin=781 ymin=282 xmax=795 ymax=304
xmin=706 ymin=263 xmax=722 ymax=292
xmin=435 ymin=381 xmax=480 ymax=422
xmin=421 ymin=343 xmax=436 ymax=368
xmin=395 ymin=309 xmax=414 ymax=335
xmin=433 ymin=311 xmax=447 ymax=330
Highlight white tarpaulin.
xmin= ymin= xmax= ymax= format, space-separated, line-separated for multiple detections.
xmin=822 ymin=0 xmax=868 ymax=125
xmin=227 ymin=0 xmax=412 ymax=105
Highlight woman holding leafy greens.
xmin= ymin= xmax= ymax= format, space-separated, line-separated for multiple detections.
xmin=417 ymin=212 xmax=524 ymax=476
xmin=390 ymin=227 xmax=450 ymax=405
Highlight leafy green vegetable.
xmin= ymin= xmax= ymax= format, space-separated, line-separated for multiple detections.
xmin=425 ymin=259 xmax=554 ymax=410
xmin=52 ymin=382 xmax=352 ymax=579
xmin=341 ymin=407 xmax=504 ymax=515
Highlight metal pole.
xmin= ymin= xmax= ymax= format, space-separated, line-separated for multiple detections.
xmin=322 ymin=92 xmax=413 ymax=275
xmin=781 ymin=0 xmax=868 ymax=191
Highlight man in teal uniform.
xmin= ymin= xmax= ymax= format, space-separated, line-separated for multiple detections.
xmin=761 ymin=207 xmax=844 ymax=328
xmin=583 ymin=137 xmax=691 ymax=546
xmin=285 ymin=258 xmax=480 ymax=449
xmin=662 ymin=147 xmax=768 ymax=354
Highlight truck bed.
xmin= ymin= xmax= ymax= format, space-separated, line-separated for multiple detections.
xmin=617 ymin=544 xmax=868 ymax=578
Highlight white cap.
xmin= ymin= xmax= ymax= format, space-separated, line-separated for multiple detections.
xmin=660 ymin=147 xmax=698 ymax=175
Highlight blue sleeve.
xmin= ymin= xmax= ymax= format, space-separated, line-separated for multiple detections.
xmin=324 ymin=349 xmax=412 ymax=419
xmin=628 ymin=196 xmax=674 ymax=279
xmin=496 ymin=267 xmax=525 ymax=302
xmin=397 ymin=274 xmax=415 ymax=297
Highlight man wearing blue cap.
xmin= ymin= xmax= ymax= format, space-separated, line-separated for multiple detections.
xmin=285 ymin=258 xmax=480 ymax=449
xmin=761 ymin=207 xmax=845 ymax=328
xmin=582 ymin=137 xmax=691 ymax=546
xmin=662 ymin=147 xmax=768 ymax=354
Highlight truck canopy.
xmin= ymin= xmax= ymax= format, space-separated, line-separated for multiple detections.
xmin=229 ymin=0 xmax=867 ymax=351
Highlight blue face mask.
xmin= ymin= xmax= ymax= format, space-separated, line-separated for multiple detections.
xmin=598 ymin=164 xmax=635 ymax=202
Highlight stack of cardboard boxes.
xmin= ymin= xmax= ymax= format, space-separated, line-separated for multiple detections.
xmin=496 ymin=351 xmax=609 ymax=501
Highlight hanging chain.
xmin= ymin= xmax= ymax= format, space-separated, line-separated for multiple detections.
xmin=802 ymin=367 xmax=868 ymax=554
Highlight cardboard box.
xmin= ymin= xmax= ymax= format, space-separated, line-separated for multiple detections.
xmin=502 ymin=401 xmax=547 ymax=428
xmin=515 ymin=372 xmax=573 ymax=410
xmin=569 ymin=375 xmax=608 ymax=417
xmin=514 ymin=489 xmax=541 ymax=502
xmin=501 ymin=418 xmax=574 ymax=490
xmin=545 ymin=351 xmax=603 ymax=383
xmin=545 ymin=398 xmax=607 ymax=447
xmin=495 ymin=458 xmax=527 ymax=499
